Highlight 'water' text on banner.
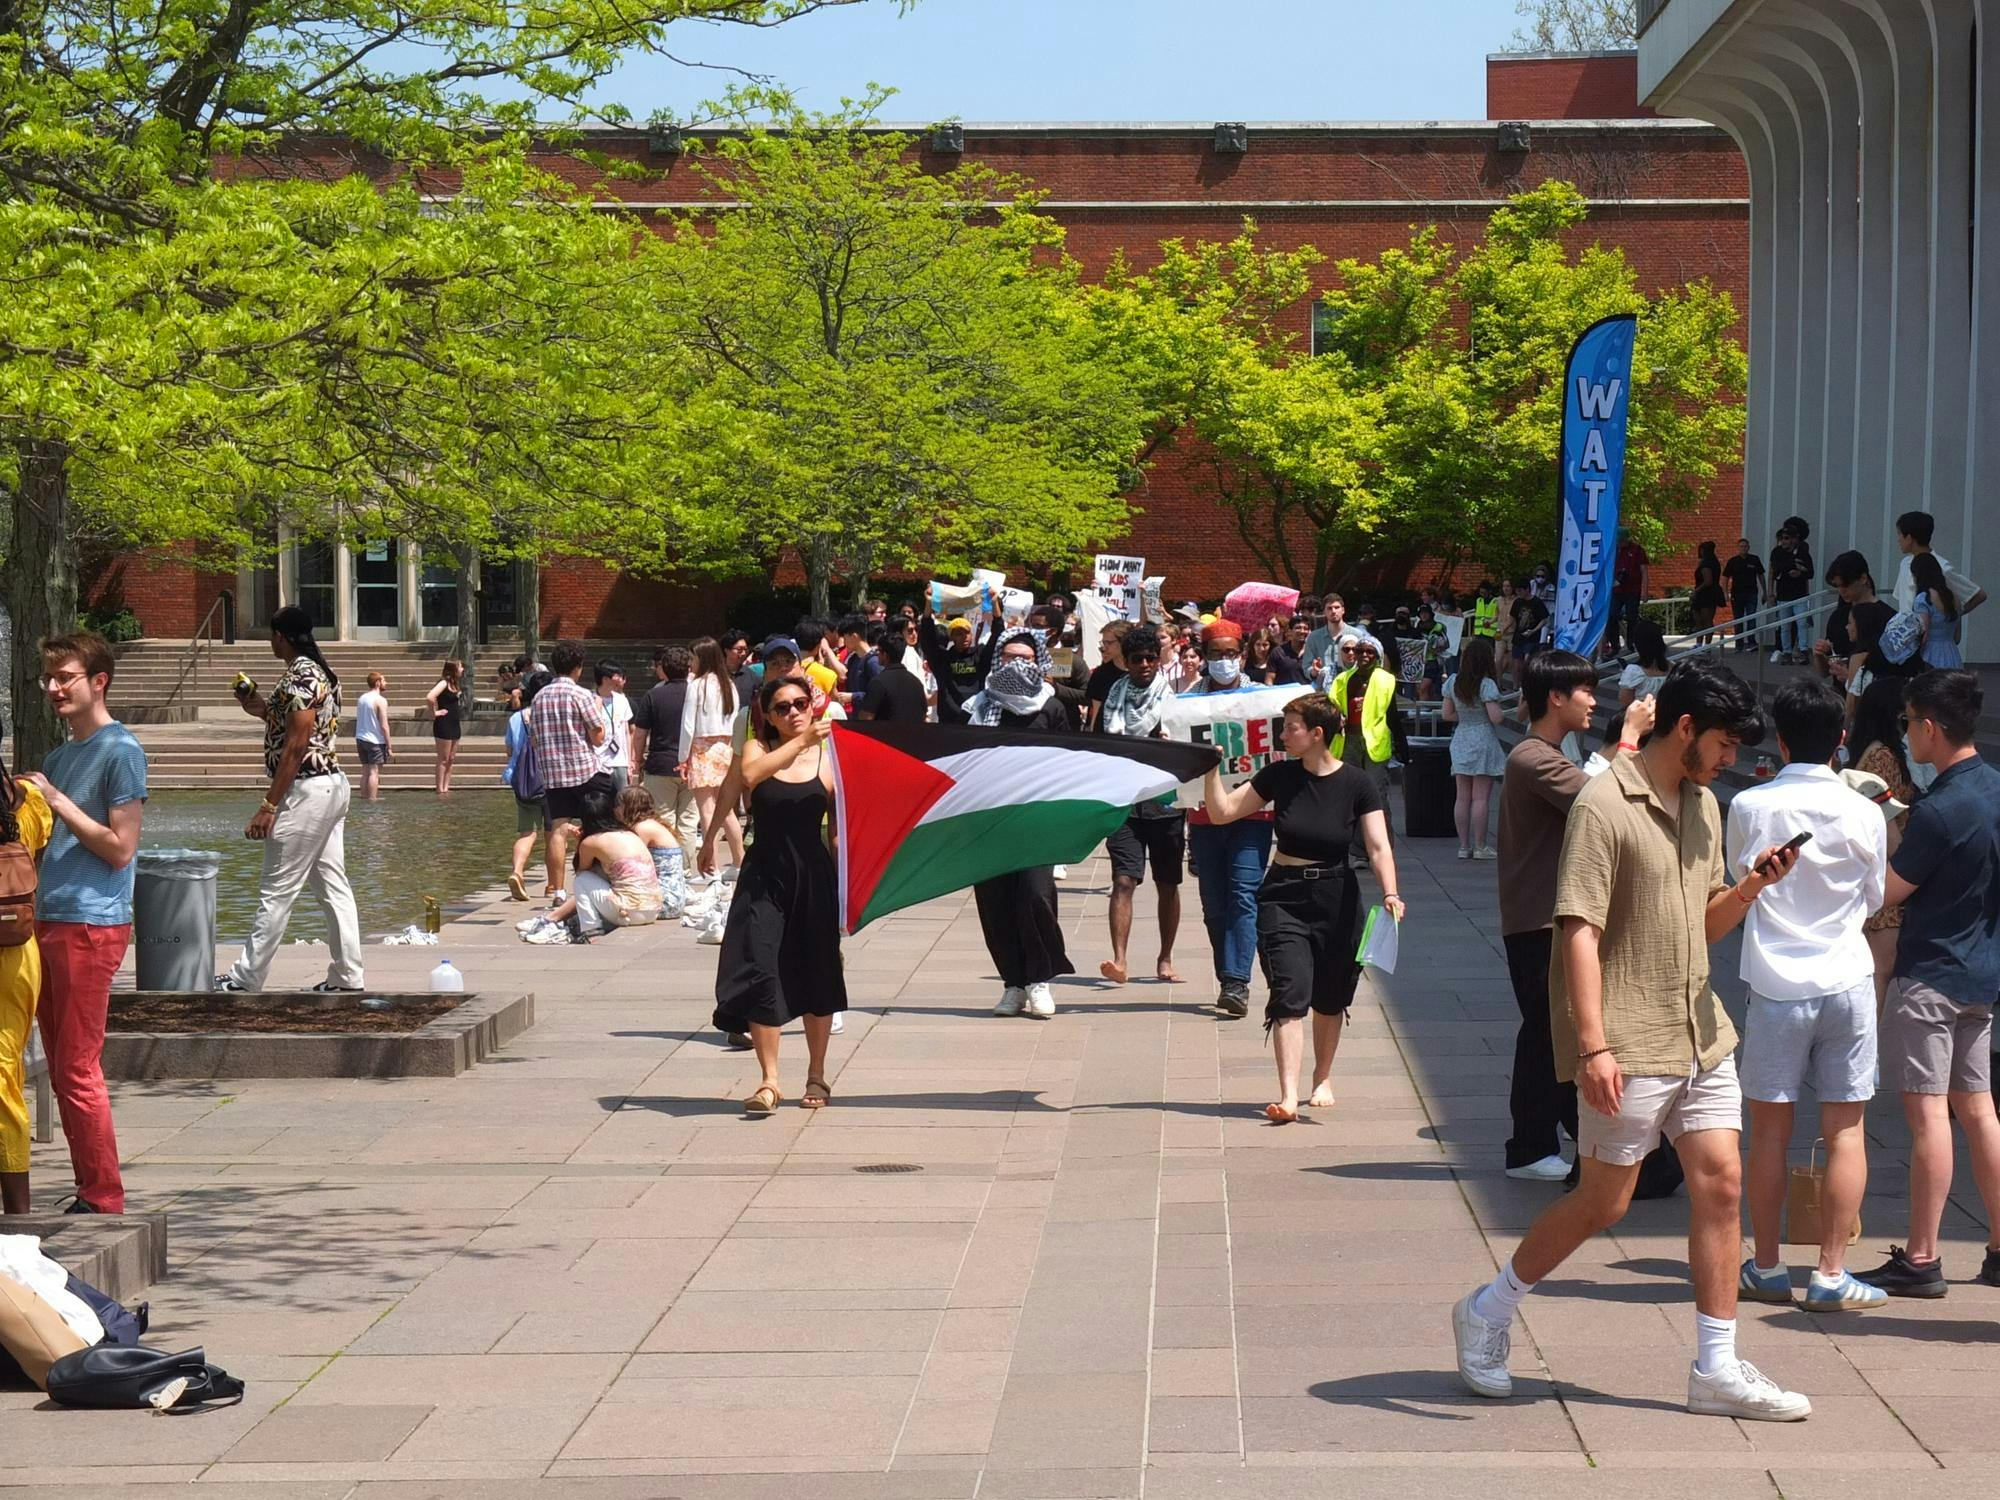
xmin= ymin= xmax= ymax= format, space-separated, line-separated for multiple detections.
xmin=1554 ymin=314 xmax=1637 ymax=659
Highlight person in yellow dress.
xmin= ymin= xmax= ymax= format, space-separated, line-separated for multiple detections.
xmin=0 ymin=724 xmax=51 ymax=1214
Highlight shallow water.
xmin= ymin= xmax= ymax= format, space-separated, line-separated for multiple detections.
xmin=141 ymin=789 xmax=518 ymax=944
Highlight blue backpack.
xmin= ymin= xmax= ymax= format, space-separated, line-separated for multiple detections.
xmin=506 ymin=713 xmax=546 ymax=802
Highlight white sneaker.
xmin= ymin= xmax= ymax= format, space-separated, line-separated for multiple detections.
xmin=1472 ymin=846 xmax=1497 ymax=861
xmin=1505 ymin=1153 xmax=1570 ymax=1182
xmin=1457 ymin=847 xmax=1472 ymax=861
xmin=696 ymin=912 xmax=726 ymax=946
xmin=719 ymin=864 xmax=740 ymax=884
xmin=1686 ymin=1359 xmax=1811 ymax=1421
xmin=993 ymin=987 xmax=1026 ymax=1017
xmin=1024 ymin=983 xmax=1055 ymax=1018
xmin=1451 ymin=1291 xmax=1513 ymax=1399
xmin=1769 ymin=650 xmax=1784 ymax=664
xmin=523 ymin=919 xmax=570 ymax=945
xmin=515 ymin=914 xmax=545 ymax=933
xmin=830 ymin=1012 xmax=845 ymax=1034
xmin=1052 ymin=865 xmax=1068 ymax=880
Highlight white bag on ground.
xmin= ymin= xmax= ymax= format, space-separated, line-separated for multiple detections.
xmin=1355 ymin=906 xmax=1400 ymax=974
xmin=0 ymin=1236 xmax=104 ymax=1345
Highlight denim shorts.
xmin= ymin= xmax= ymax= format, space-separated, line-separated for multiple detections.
xmin=1739 ymin=981 xmax=1877 ymax=1104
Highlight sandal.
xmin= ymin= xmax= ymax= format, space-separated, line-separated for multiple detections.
xmin=744 ymin=1085 xmax=781 ymax=1114
xmin=1263 ymin=1102 xmax=1298 ymax=1125
xmin=801 ymin=1078 xmax=832 ymax=1110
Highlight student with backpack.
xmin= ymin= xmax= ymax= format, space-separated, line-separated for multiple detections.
xmin=502 ymin=671 xmax=552 ymax=901
xmin=0 ymin=715 xmax=51 ymax=1215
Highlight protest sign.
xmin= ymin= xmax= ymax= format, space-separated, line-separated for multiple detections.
xmin=1093 ymin=554 xmax=1145 ymax=621
xmin=1157 ymin=686 xmax=1298 ymax=810
xmin=1222 ymin=581 xmax=1299 ymax=635
xmin=1076 ymin=591 xmax=1113 ymax=669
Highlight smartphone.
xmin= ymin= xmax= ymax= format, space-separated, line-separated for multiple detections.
xmin=1756 ymin=830 xmax=1812 ymax=876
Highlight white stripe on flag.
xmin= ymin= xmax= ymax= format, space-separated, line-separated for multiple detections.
xmin=916 ymin=745 xmax=1181 ymax=826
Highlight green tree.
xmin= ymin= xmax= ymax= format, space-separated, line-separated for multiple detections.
xmin=1508 ymin=0 xmax=1637 ymax=51
xmin=0 ymin=0 xmax=865 ymax=761
xmin=1095 ymin=184 xmax=1745 ymax=595
xmin=623 ymin=103 xmax=1151 ymax=615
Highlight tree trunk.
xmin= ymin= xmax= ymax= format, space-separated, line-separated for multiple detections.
xmin=4 ymin=443 xmax=78 ymax=771
xmin=805 ymin=535 xmax=834 ymax=619
xmin=451 ymin=543 xmax=478 ymax=667
xmin=520 ymin=554 xmax=541 ymax=666
xmin=848 ymin=541 xmax=874 ymax=611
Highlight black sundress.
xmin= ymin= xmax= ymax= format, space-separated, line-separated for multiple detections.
xmin=712 ymin=763 xmax=847 ymax=1030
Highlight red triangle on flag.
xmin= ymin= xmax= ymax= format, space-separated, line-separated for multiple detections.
xmin=829 ymin=725 xmax=955 ymax=933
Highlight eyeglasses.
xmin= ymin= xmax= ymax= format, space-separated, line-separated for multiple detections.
xmin=1898 ymin=714 xmax=1912 ymax=732
xmin=771 ymin=698 xmax=812 ymax=715
xmin=39 ymin=671 xmax=86 ymax=690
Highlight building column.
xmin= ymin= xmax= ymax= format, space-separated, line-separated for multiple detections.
xmin=275 ymin=521 xmax=297 ymax=605
xmin=398 ymin=541 xmax=421 ymax=641
xmin=333 ymin=544 xmax=354 ymax=641
xmin=1962 ymin=0 xmax=1998 ymax=659
xmin=1920 ymin=0 xmax=1977 ymax=558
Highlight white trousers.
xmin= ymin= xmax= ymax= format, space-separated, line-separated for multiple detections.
xmin=228 ymin=775 xmax=365 ymax=991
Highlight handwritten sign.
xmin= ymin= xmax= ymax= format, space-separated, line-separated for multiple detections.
xmin=1094 ymin=554 xmax=1146 ymax=621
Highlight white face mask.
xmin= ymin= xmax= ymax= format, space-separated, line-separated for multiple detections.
xmin=1207 ymin=657 xmax=1241 ymax=685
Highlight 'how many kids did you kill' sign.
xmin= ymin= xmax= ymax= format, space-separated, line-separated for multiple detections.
xmin=1094 ymin=554 xmax=1145 ymax=622
xmin=1553 ymin=313 xmax=1636 ymax=661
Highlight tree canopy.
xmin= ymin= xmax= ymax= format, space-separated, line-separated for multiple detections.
xmin=1508 ymin=0 xmax=1638 ymax=51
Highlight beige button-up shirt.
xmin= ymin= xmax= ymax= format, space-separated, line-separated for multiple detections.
xmin=1550 ymin=752 xmax=1735 ymax=1083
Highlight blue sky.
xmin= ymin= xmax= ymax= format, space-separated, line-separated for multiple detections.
xmin=606 ymin=0 xmax=1525 ymax=125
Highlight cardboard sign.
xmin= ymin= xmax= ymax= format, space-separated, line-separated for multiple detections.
xmin=1158 ymin=685 xmax=1298 ymax=810
xmin=1094 ymin=554 xmax=1145 ymax=621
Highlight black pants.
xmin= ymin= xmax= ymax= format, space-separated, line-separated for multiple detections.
xmin=975 ymin=866 xmax=1071 ymax=988
xmin=1605 ymin=593 xmax=1643 ymax=655
xmin=1257 ymin=865 xmax=1363 ymax=1031
xmin=1504 ymin=928 xmax=1578 ymax=1168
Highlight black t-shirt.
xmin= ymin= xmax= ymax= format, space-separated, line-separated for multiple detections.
xmin=1826 ymin=598 xmax=1913 ymax=679
xmin=1771 ymin=543 xmax=1813 ymax=600
xmin=1249 ymin=759 xmax=1386 ymax=864
xmin=846 ymin=650 xmax=882 ymax=700
xmin=631 ymin=678 xmax=689 ymax=776
xmin=1723 ymin=553 xmax=1765 ymax=597
xmin=1510 ymin=596 xmax=1549 ymax=643
xmin=1085 ymin=661 xmax=1123 ymax=715
xmin=858 ymin=662 xmax=926 ymax=722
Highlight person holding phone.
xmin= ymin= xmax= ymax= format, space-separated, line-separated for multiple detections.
xmin=1452 ymin=660 xmax=1811 ymax=1422
xmin=1727 ymin=679 xmax=1889 ymax=1313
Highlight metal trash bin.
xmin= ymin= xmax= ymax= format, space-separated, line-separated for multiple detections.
xmin=1402 ymin=735 xmax=1457 ymax=839
xmin=132 ymin=849 xmax=221 ymax=992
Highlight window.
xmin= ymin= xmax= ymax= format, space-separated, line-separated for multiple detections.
xmin=1310 ymin=299 xmax=1340 ymax=357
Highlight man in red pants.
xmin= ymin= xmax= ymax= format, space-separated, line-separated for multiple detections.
xmin=21 ymin=633 xmax=146 ymax=1215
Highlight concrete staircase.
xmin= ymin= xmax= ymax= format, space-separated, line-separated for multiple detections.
xmin=113 ymin=638 xmax=658 ymax=790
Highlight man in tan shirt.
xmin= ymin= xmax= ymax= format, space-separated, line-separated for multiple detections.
xmin=1454 ymin=660 xmax=1810 ymax=1421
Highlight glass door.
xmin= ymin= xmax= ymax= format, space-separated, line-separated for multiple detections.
xmin=294 ymin=542 xmax=337 ymax=632
xmin=352 ymin=540 xmax=401 ymax=639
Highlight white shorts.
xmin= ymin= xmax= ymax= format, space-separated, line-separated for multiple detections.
xmin=1577 ymin=1057 xmax=1743 ymax=1166
xmin=1740 ymin=981 xmax=1877 ymax=1104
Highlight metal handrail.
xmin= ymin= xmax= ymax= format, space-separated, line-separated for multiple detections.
xmin=159 ymin=593 xmax=232 ymax=710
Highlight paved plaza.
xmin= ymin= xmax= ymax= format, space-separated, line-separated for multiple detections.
xmin=5 ymin=808 xmax=2000 ymax=1496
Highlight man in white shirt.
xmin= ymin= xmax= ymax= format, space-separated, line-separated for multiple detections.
xmin=1729 ymin=677 xmax=1888 ymax=1313
xmin=594 ymin=659 xmax=635 ymax=797
xmin=1303 ymin=593 xmax=1362 ymax=686
xmin=1893 ymin=511 xmax=1985 ymax=616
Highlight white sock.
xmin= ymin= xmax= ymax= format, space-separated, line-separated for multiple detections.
xmin=1470 ymin=1261 xmax=1534 ymax=1325
xmin=1809 ymin=1268 xmax=1845 ymax=1290
xmin=1694 ymin=1312 xmax=1736 ymax=1376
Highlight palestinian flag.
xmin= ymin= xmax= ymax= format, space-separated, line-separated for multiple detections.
xmin=830 ymin=721 xmax=1220 ymax=933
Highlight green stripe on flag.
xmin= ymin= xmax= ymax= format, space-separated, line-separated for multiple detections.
xmin=856 ymin=799 xmax=1133 ymax=930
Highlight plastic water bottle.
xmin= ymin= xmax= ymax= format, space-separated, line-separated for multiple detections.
xmin=429 ymin=959 xmax=464 ymax=994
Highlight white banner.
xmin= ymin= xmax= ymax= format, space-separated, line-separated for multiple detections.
xmin=1094 ymin=553 xmax=1145 ymax=621
xmin=1076 ymin=591 xmax=1113 ymax=669
xmin=1434 ymin=612 xmax=1466 ymax=657
xmin=1157 ymin=686 xmax=1299 ymax=810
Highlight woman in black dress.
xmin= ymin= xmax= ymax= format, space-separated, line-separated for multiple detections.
xmin=964 ymin=629 xmax=1074 ymax=1020
xmin=425 ymin=659 xmax=465 ymax=796
xmin=1201 ymin=692 xmax=1403 ymax=1123
xmin=700 ymin=674 xmax=846 ymax=1113
xmin=1690 ymin=540 xmax=1725 ymax=642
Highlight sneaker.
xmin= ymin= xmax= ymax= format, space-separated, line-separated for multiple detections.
xmin=309 ymin=980 xmax=362 ymax=993
xmin=1770 ymin=650 xmax=1785 ymax=664
xmin=696 ymin=914 xmax=726 ymax=947
xmin=213 ymin=974 xmax=248 ymax=992
xmin=993 ymin=987 xmax=1026 ymax=1017
xmin=725 ymin=1031 xmax=753 ymax=1051
xmin=548 ymin=890 xmax=568 ymax=905
xmin=523 ymin=919 xmax=571 ymax=945
xmin=515 ymin=914 xmax=545 ymax=933
xmin=59 ymin=1195 xmax=102 ymax=1215
xmin=1450 ymin=1291 xmax=1512 ymax=1399
xmin=1803 ymin=1269 xmax=1888 ymax=1312
xmin=1505 ymin=1154 xmax=1570 ymax=1183
xmin=1854 ymin=1244 xmax=1947 ymax=1298
xmin=1472 ymin=846 xmax=1497 ymax=861
xmin=1978 ymin=1248 xmax=2000 ymax=1287
xmin=1738 ymin=1258 xmax=1794 ymax=1305
xmin=1686 ymin=1359 xmax=1811 ymax=1421
xmin=1024 ymin=983 xmax=1056 ymax=1018
xmin=1456 ymin=847 xmax=1473 ymax=861
xmin=1217 ymin=979 xmax=1250 ymax=1018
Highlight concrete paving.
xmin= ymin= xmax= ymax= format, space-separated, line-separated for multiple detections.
xmin=8 ymin=795 xmax=2000 ymax=1496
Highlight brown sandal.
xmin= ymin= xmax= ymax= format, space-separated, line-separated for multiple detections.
xmin=801 ymin=1078 xmax=832 ymax=1110
xmin=744 ymin=1085 xmax=781 ymax=1114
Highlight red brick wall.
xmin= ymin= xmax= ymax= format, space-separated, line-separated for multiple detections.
xmin=81 ymin=547 xmax=233 ymax=639
xmin=1487 ymin=53 xmax=1656 ymax=121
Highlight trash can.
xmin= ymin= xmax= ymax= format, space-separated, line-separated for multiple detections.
xmin=132 ymin=849 xmax=221 ymax=992
xmin=1402 ymin=735 xmax=1456 ymax=839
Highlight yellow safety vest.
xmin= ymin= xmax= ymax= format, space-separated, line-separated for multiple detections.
xmin=1328 ymin=666 xmax=1396 ymax=765
xmin=1472 ymin=596 xmax=1499 ymax=638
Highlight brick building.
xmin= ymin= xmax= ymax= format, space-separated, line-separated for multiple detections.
xmin=92 ymin=51 xmax=1749 ymax=641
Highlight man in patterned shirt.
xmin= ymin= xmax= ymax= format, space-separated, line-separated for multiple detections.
xmin=529 ymin=641 xmax=610 ymax=900
xmin=218 ymin=606 xmax=365 ymax=993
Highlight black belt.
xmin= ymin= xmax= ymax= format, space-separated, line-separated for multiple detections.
xmin=1269 ymin=862 xmax=1349 ymax=881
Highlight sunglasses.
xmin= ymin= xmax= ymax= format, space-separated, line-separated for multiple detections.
xmin=771 ymin=698 xmax=812 ymax=715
